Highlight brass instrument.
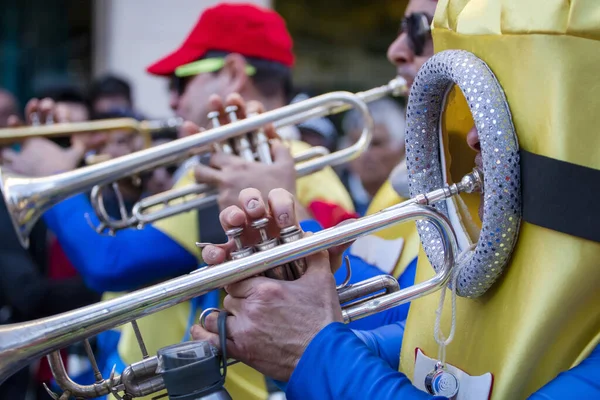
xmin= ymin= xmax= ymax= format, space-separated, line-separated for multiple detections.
xmin=0 ymin=116 xmax=183 ymax=150
xmin=0 ymin=169 xmax=482 ymax=399
xmin=0 ymin=77 xmax=407 ymax=248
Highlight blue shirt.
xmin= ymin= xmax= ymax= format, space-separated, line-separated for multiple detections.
xmin=43 ymin=193 xmax=197 ymax=293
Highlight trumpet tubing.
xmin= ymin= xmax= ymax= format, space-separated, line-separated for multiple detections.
xmin=91 ymin=78 xmax=407 ymax=234
xmin=0 ymin=77 xmax=407 ymax=248
xmin=96 ymin=145 xmax=332 ymax=233
xmin=0 ymin=117 xmax=183 ymax=147
xmin=0 ymin=169 xmax=481 ymax=398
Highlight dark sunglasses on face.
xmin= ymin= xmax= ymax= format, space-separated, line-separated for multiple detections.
xmin=400 ymin=12 xmax=432 ymax=57
xmin=171 ymin=76 xmax=192 ymax=96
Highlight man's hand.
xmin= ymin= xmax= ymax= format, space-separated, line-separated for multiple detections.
xmin=191 ymin=93 xmax=303 ymax=215
xmin=191 ymin=187 xmax=345 ymax=381
xmin=0 ymin=98 xmax=106 ymax=176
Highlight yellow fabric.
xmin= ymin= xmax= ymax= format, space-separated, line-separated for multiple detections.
xmin=288 ymin=140 xmax=355 ymax=212
xmin=152 ymin=168 xmax=203 ymax=258
xmin=105 ymin=140 xmax=354 ymax=400
xmin=399 ymin=1 xmax=600 ymax=399
xmin=365 ymin=181 xmax=419 ymax=277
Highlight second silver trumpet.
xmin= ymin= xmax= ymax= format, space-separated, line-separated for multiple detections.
xmin=0 ymin=77 xmax=407 ymax=248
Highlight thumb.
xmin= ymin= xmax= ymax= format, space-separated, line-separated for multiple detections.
xmin=303 ymin=248 xmax=333 ymax=277
xmin=7 ymin=115 xmax=23 ymax=127
xmin=53 ymin=103 xmax=71 ymax=123
xmin=65 ymin=142 xmax=86 ymax=165
xmin=181 ymin=120 xmax=202 ymax=137
xmin=270 ymin=139 xmax=294 ymax=166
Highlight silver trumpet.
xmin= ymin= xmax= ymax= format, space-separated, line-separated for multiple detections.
xmin=0 ymin=77 xmax=407 ymax=247
xmin=0 ymin=169 xmax=482 ymax=399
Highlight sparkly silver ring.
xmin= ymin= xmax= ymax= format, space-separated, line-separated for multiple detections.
xmin=405 ymin=50 xmax=521 ymax=298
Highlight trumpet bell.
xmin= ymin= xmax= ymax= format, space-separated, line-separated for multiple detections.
xmin=0 ymin=169 xmax=50 ymax=249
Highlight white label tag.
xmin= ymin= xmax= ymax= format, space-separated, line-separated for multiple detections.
xmin=413 ymin=348 xmax=493 ymax=400
xmin=349 ymin=235 xmax=404 ymax=274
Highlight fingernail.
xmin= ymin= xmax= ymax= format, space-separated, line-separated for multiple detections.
xmin=278 ymin=213 xmax=290 ymax=225
xmin=207 ymin=249 xmax=218 ymax=260
xmin=247 ymin=199 xmax=259 ymax=210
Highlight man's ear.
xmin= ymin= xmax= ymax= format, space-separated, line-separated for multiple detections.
xmin=221 ymin=53 xmax=250 ymax=94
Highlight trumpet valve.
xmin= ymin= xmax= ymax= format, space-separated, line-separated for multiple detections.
xmin=225 ymin=106 xmax=254 ymax=161
xmin=247 ymin=111 xmax=273 ymax=164
xmin=251 ymin=218 xmax=290 ymax=280
xmin=224 ymin=105 xmax=240 ymax=122
xmin=207 ymin=111 xmax=221 ymax=128
xmin=230 ymin=247 xmax=254 ymax=260
xmin=207 ymin=111 xmax=233 ymax=154
xmin=225 ymin=227 xmax=254 ymax=260
xmin=279 ymin=226 xmax=307 ymax=278
xmin=251 ymin=217 xmax=271 ymax=243
xmin=279 ymin=226 xmax=303 ymax=243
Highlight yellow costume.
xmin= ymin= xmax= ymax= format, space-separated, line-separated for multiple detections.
xmin=399 ymin=1 xmax=600 ymax=398
xmin=106 ymin=139 xmax=354 ymax=400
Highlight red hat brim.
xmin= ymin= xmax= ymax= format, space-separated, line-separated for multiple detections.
xmin=146 ymin=44 xmax=207 ymax=76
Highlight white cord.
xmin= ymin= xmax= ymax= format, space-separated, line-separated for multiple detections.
xmin=433 ymin=244 xmax=476 ymax=366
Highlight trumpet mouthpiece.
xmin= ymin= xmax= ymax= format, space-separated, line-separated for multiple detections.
xmin=458 ymin=168 xmax=484 ymax=194
xmin=390 ymin=76 xmax=409 ymax=96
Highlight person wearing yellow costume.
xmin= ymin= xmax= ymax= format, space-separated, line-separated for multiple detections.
xmin=190 ymin=0 xmax=600 ymax=399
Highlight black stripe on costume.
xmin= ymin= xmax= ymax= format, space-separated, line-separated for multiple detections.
xmin=520 ymin=149 xmax=599 ymax=243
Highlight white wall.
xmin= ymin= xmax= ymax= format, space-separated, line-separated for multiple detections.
xmin=93 ymin=0 xmax=272 ymax=119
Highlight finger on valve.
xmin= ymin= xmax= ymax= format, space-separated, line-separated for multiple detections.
xmin=267 ymin=188 xmax=299 ymax=229
xmin=24 ymin=98 xmax=40 ymax=125
xmin=207 ymin=94 xmax=246 ymax=126
xmin=196 ymin=205 xmax=247 ymax=263
xmin=238 ymin=188 xmax=269 ymax=220
xmin=37 ymin=98 xmax=56 ymax=124
xmin=246 ymin=100 xmax=279 ymax=141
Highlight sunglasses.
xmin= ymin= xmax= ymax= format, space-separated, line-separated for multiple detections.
xmin=399 ymin=12 xmax=432 ymax=56
xmin=171 ymin=57 xmax=257 ymax=96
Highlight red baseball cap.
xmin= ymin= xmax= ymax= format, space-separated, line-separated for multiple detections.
xmin=146 ymin=3 xmax=295 ymax=76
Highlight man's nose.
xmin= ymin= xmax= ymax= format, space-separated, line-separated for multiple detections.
xmin=387 ymin=33 xmax=414 ymax=67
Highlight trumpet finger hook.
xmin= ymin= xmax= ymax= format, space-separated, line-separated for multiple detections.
xmin=336 ymin=255 xmax=352 ymax=290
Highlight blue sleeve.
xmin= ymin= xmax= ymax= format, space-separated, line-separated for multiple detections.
xmin=286 ymin=322 xmax=445 ymax=400
xmin=300 ymin=219 xmax=416 ymax=331
xmin=351 ymin=321 xmax=406 ymax=371
xmin=299 ymin=219 xmax=323 ymax=234
xmin=43 ymin=193 xmax=197 ymax=293
xmin=528 ymin=343 xmax=600 ymax=399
